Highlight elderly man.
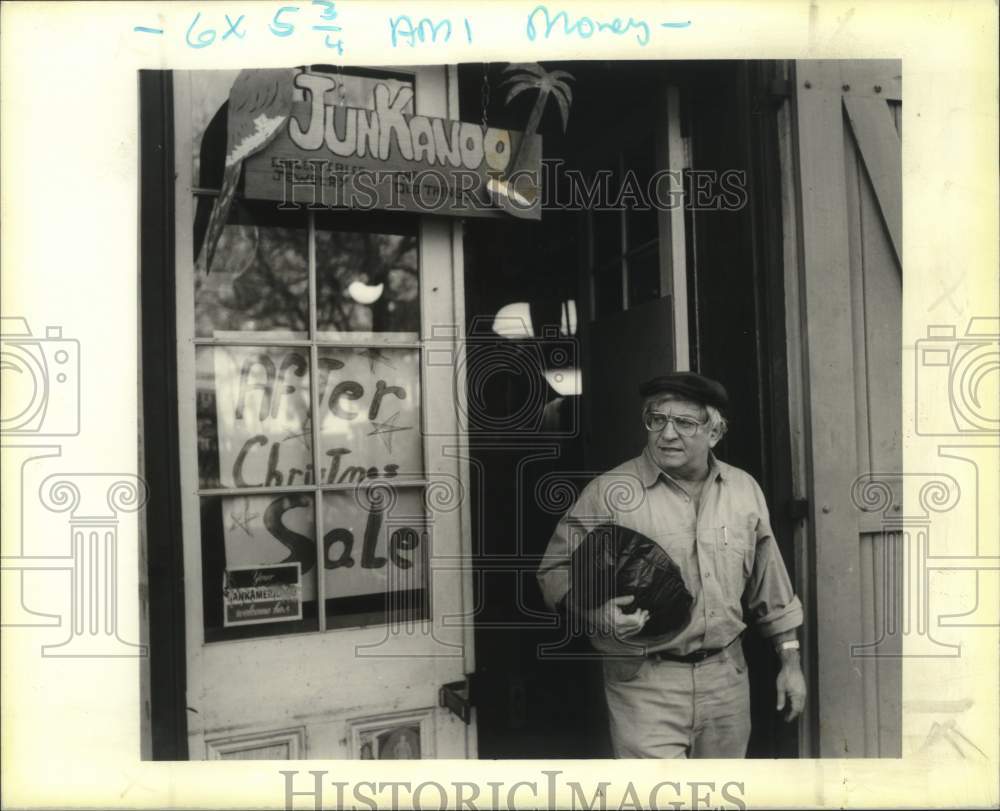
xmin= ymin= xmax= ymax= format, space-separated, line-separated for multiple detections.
xmin=537 ymin=372 xmax=806 ymax=758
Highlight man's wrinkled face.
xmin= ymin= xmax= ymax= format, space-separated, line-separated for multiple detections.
xmin=643 ymin=395 xmax=720 ymax=479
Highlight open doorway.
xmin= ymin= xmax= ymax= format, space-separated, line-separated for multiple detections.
xmin=458 ymin=60 xmax=800 ymax=758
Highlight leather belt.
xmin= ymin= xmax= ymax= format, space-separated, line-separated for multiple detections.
xmin=647 ymin=636 xmax=740 ymax=664
xmin=648 ymin=648 xmax=723 ymax=663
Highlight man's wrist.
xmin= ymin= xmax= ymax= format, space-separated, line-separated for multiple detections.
xmin=777 ymin=647 xmax=801 ymax=668
xmin=773 ymin=635 xmax=801 ymax=667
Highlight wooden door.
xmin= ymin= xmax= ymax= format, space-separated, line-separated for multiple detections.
xmin=172 ymin=66 xmax=475 ymax=760
xmin=791 ymin=60 xmax=903 ymax=757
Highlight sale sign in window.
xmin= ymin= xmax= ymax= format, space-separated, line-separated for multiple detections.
xmin=211 ymin=344 xmax=422 ymax=489
xmin=202 ymin=343 xmax=427 ymax=614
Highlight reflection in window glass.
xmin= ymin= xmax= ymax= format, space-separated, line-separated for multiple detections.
xmin=316 ymin=218 xmax=420 ymax=338
xmin=194 ymin=200 xmax=309 ymax=338
xmin=322 ymin=485 xmax=428 ymax=628
xmin=196 ymin=346 xmax=313 ymax=490
xmin=200 ymin=493 xmax=319 ymax=641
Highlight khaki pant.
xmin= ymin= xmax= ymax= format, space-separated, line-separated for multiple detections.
xmin=602 ymin=644 xmax=751 ymax=758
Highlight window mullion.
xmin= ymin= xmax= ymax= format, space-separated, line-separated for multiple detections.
xmin=308 ymin=210 xmax=327 ymax=632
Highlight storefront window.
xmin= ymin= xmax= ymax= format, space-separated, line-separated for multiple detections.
xmin=189 ymin=68 xmax=428 ymax=641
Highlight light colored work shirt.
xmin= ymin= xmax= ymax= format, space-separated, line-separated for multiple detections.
xmin=536 ymin=449 xmax=803 ymax=656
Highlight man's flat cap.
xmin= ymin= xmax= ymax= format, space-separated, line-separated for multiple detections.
xmin=639 ymin=372 xmax=729 ymax=413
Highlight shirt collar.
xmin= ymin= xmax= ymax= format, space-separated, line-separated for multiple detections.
xmin=637 ymin=448 xmax=726 ymax=489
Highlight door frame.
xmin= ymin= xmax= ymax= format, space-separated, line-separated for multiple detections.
xmin=139 ymin=69 xmax=188 ymax=760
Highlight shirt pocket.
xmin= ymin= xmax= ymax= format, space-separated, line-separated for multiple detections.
xmin=715 ymin=519 xmax=755 ymax=597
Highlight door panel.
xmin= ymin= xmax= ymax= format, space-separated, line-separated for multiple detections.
xmin=173 ymin=66 xmax=473 ymax=759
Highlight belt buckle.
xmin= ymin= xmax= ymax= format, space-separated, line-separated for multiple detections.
xmin=690 ymin=650 xmax=710 ymax=663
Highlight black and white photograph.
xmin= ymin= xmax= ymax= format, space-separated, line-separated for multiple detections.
xmin=140 ymin=58 xmax=898 ymax=761
xmin=2 ymin=2 xmax=998 ymax=809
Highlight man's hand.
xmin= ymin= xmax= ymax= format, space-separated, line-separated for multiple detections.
xmin=775 ymin=664 xmax=807 ymax=721
xmin=587 ymin=595 xmax=649 ymax=639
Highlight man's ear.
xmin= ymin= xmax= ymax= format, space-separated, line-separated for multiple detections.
xmin=707 ymin=427 xmax=723 ymax=449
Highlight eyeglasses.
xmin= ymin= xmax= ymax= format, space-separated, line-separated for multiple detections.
xmin=643 ymin=411 xmax=707 ymax=437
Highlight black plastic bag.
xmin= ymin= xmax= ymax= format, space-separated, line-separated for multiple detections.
xmin=568 ymin=523 xmax=693 ymax=637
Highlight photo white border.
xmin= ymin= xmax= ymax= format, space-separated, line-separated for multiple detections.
xmin=1 ymin=1 xmax=997 ymax=808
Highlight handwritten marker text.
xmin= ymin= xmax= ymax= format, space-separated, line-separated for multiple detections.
xmin=527 ymin=5 xmax=652 ymax=47
xmin=389 ymin=15 xmax=473 ymax=47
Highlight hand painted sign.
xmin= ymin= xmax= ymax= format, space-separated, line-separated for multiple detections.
xmin=220 ymin=488 xmax=426 ymax=603
xmin=214 ymin=344 xmax=426 ymax=603
xmin=212 ymin=345 xmax=422 ymax=489
xmin=243 ymin=72 xmax=542 ymax=219
xmin=223 ymin=563 xmax=302 ymax=626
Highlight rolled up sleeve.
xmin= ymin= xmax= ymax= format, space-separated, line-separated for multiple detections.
xmin=743 ymin=483 xmax=804 ymax=638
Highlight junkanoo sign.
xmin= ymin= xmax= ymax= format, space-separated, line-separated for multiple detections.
xmin=244 ymin=74 xmax=542 ymax=218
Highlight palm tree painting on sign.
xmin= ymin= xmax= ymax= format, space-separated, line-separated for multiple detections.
xmin=487 ymin=63 xmax=575 ymax=219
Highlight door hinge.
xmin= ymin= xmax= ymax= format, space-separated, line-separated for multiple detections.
xmin=439 ymin=675 xmax=475 ymax=725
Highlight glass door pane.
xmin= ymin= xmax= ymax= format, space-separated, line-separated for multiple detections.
xmin=200 ymin=493 xmax=320 ymax=642
xmin=196 ymin=345 xmax=313 ymax=490
xmin=315 ymin=212 xmax=420 ymax=342
xmin=194 ymin=200 xmax=309 ymax=339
